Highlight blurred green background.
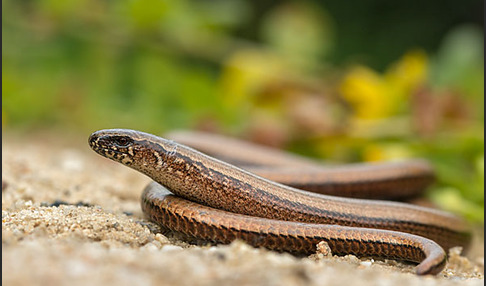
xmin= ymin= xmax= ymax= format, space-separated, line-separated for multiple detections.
xmin=2 ymin=0 xmax=483 ymax=222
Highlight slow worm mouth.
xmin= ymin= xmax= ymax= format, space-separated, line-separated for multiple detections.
xmin=88 ymin=132 xmax=101 ymax=149
xmin=88 ymin=133 xmax=113 ymax=156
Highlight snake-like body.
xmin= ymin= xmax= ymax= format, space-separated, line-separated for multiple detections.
xmin=88 ymin=129 xmax=471 ymax=275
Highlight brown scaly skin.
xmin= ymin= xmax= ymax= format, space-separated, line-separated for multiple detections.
xmin=88 ymin=129 xmax=471 ymax=275
xmin=166 ymin=130 xmax=436 ymax=200
xmin=142 ymin=182 xmax=446 ymax=275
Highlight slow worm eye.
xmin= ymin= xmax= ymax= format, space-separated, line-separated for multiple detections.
xmin=115 ymin=136 xmax=131 ymax=147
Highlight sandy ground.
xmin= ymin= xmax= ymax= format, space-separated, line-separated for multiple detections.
xmin=2 ymin=131 xmax=484 ymax=286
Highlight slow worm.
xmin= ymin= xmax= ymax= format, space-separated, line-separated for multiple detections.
xmin=88 ymin=129 xmax=471 ymax=275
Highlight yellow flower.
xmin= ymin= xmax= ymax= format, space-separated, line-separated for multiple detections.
xmin=339 ymin=49 xmax=429 ymax=120
xmin=339 ymin=66 xmax=391 ymax=119
xmin=385 ymin=49 xmax=428 ymax=93
xmin=363 ymin=143 xmax=414 ymax=162
xmin=219 ymin=49 xmax=284 ymax=107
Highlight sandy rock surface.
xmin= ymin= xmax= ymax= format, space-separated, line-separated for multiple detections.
xmin=2 ymin=131 xmax=484 ymax=286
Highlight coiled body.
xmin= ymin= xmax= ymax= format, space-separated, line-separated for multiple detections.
xmin=88 ymin=129 xmax=471 ymax=275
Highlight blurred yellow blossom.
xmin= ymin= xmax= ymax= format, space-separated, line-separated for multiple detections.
xmin=363 ymin=143 xmax=415 ymax=162
xmin=385 ymin=49 xmax=428 ymax=92
xmin=340 ymin=49 xmax=429 ymax=120
xmin=339 ymin=66 xmax=390 ymax=119
xmin=219 ymin=49 xmax=286 ymax=107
